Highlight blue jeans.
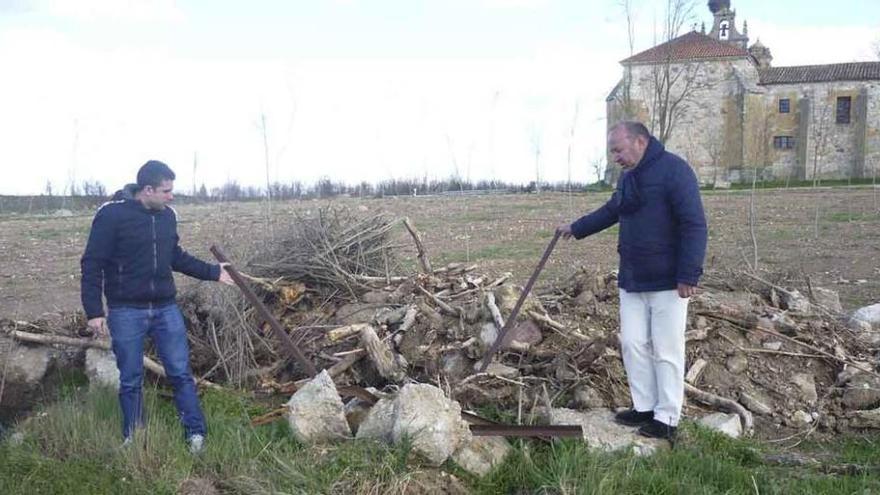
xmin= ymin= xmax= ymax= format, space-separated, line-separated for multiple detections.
xmin=107 ymin=304 xmax=206 ymax=439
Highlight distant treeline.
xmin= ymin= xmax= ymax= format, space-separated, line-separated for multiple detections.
xmin=1 ymin=177 xmax=602 ymax=214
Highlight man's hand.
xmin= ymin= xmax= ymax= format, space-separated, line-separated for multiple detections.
xmin=677 ymin=283 xmax=698 ymax=298
xmin=556 ymin=224 xmax=573 ymax=240
xmin=218 ymin=263 xmax=235 ymax=286
xmin=86 ymin=317 xmax=109 ymax=339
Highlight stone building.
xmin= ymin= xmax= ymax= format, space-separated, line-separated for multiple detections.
xmin=605 ymin=0 xmax=880 ymax=185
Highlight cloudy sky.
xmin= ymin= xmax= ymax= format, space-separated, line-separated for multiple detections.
xmin=1 ymin=0 xmax=877 ymax=195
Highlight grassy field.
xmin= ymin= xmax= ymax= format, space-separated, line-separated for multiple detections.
xmin=2 ymin=371 xmax=880 ymax=494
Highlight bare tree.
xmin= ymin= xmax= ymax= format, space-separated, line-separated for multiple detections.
xmin=809 ymin=93 xmax=833 ymax=188
xmin=566 ymin=101 xmax=580 ymax=212
xmin=618 ymin=0 xmax=638 ymax=119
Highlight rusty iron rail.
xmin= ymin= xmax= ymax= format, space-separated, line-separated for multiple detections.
xmin=211 ymin=244 xmax=318 ymax=377
xmin=477 ymin=229 xmax=561 ymax=372
xmin=469 ymin=424 xmax=583 ymax=437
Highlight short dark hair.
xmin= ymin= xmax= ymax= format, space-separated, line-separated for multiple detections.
xmin=136 ymin=160 xmax=176 ymax=189
xmin=612 ymin=121 xmax=651 ymax=141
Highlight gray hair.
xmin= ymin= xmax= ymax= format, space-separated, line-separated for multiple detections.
xmin=610 ymin=121 xmax=650 ymax=141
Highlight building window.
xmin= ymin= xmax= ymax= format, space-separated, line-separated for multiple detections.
xmin=836 ymin=96 xmax=851 ymax=124
xmin=773 ymin=136 xmax=796 ymax=150
xmin=778 ymin=98 xmax=790 ymax=113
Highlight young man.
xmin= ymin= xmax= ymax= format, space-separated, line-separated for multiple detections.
xmin=557 ymin=121 xmax=707 ymax=440
xmin=80 ymin=160 xmax=233 ymax=453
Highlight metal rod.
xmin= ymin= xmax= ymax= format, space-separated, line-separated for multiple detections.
xmin=210 ymin=244 xmax=318 ymax=378
xmin=477 ymin=229 xmax=561 ymax=372
xmin=469 ymin=424 xmax=583 ymax=438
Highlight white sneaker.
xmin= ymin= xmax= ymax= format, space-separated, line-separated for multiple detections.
xmin=120 ymin=437 xmax=133 ymax=449
xmin=187 ymin=434 xmax=205 ymax=454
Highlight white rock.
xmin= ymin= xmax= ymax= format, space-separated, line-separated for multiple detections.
xmin=85 ymin=348 xmax=119 ymax=389
xmin=286 ymin=370 xmax=352 ymax=443
xmin=790 ymin=410 xmax=813 ymax=427
xmin=544 ymin=408 xmax=668 ymax=456
xmin=782 ymin=289 xmax=811 ymax=313
xmin=740 ymin=392 xmax=773 ymax=416
xmin=790 ymin=373 xmax=818 ymax=405
xmin=851 ymin=303 xmax=880 ymax=327
xmin=391 ymin=383 xmax=472 ymax=466
xmin=698 ymin=413 xmax=742 ymax=438
xmin=451 ymin=435 xmax=511 ymax=477
xmin=1 ymin=342 xmax=52 ymax=386
xmin=849 ymin=407 xmax=880 ymax=429
xmin=355 ymin=398 xmax=396 ymax=443
xmin=810 ymin=287 xmax=842 ymax=313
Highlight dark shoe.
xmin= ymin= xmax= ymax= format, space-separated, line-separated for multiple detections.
xmin=637 ymin=419 xmax=677 ymax=440
xmin=614 ymin=409 xmax=654 ymax=426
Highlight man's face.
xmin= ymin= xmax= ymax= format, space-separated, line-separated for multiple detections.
xmin=608 ymin=129 xmax=648 ymax=171
xmin=141 ymin=179 xmax=174 ymax=210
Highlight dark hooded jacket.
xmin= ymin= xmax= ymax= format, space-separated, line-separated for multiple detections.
xmin=570 ymin=137 xmax=707 ymax=292
xmin=80 ymin=184 xmax=220 ymax=319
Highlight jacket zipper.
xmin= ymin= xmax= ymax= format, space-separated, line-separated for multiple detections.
xmin=151 ymin=215 xmax=157 ymax=309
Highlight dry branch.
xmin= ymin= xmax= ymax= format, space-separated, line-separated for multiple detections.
xmin=403 ymin=217 xmax=433 ymax=274
xmin=359 ymin=325 xmax=407 ymax=382
xmin=685 ymin=382 xmax=754 ymax=436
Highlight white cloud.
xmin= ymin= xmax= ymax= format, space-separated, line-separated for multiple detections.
xmin=743 ymin=21 xmax=878 ymax=66
xmin=44 ymin=0 xmax=184 ymax=23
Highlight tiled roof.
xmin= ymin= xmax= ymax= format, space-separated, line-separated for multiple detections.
xmin=621 ymin=31 xmax=749 ymax=64
xmin=758 ymin=62 xmax=880 ymax=84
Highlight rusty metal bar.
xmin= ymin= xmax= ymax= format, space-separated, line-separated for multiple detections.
xmin=469 ymin=424 xmax=583 ymax=438
xmin=477 ymin=229 xmax=561 ymax=372
xmin=210 ymin=244 xmax=318 ymax=378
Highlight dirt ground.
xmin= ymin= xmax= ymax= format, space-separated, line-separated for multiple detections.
xmin=1 ymin=187 xmax=878 ymax=322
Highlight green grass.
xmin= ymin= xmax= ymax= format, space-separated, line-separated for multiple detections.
xmin=3 ymin=384 xmax=880 ymax=494
xmin=823 ymin=211 xmax=879 ymax=223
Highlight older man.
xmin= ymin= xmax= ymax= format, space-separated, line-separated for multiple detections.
xmin=558 ymin=121 xmax=707 ymax=440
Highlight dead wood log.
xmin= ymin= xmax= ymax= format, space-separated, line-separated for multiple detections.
xmin=526 ymin=310 xmax=565 ymax=332
xmin=8 ymin=330 xmax=221 ymax=390
xmin=398 ymin=305 xmax=419 ymax=333
xmin=485 ymin=292 xmax=506 ymax=331
xmin=327 ymin=323 xmax=372 ymax=342
xmin=403 ymin=217 xmax=433 ymax=274
xmin=359 ymin=325 xmax=407 ymax=382
xmin=685 ymin=382 xmax=754 ymax=436
xmin=416 ymin=285 xmax=462 ymax=316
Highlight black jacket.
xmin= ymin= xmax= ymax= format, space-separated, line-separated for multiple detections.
xmin=80 ymin=184 xmax=220 ymax=319
xmin=570 ymin=137 xmax=707 ymax=292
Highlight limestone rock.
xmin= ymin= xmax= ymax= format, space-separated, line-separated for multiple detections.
xmin=85 ymin=348 xmax=119 ymax=390
xmin=781 ymin=289 xmax=811 ymax=313
xmin=572 ymin=385 xmax=606 ymax=409
xmin=851 ymin=303 xmax=880 ymax=327
xmin=356 ymin=397 xmax=395 ymax=443
xmin=286 ymin=370 xmax=352 ymax=443
xmin=740 ymin=391 xmax=773 ymax=416
xmin=789 ymin=410 xmax=813 ymax=428
xmin=790 ymin=373 xmax=818 ymax=405
xmin=544 ymin=408 xmax=668 ymax=455
xmin=842 ymin=375 xmax=880 ymax=411
xmin=810 ymin=287 xmax=842 ymax=313
xmin=848 ymin=407 xmax=880 ymax=429
xmin=726 ymin=354 xmax=748 ymax=375
xmin=698 ymin=413 xmax=742 ymax=438
xmin=1 ymin=341 xmax=52 ymax=386
xmin=451 ymin=435 xmax=511 ymax=477
xmin=391 ymin=383 xmax=472 ymax=465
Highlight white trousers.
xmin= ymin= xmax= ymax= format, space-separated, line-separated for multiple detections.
xmin=619 ymin=289 xmax=689 ymax=426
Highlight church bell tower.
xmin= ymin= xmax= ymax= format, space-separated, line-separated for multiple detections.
xmin=708 ymin=0 xmax=749 ymax=49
